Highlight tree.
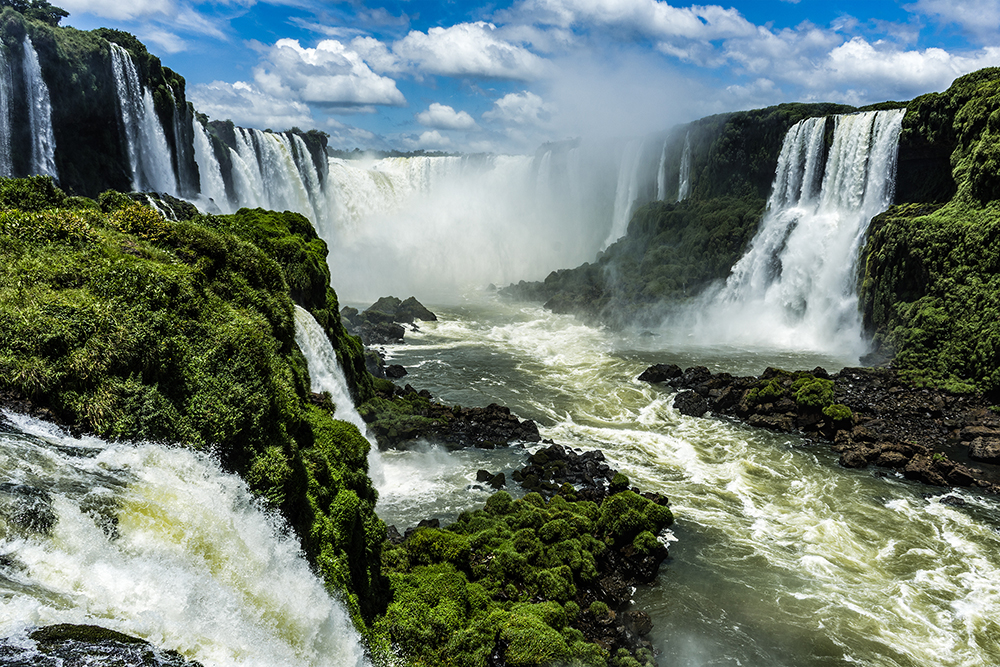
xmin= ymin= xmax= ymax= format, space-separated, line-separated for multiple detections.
xmin=1 ymin=0 xmax=69 ymax=26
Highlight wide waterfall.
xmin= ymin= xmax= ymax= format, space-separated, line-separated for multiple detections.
xmin=0 ymin=45 xmax=11 ymax=177
xmin=0 ymin=411 xmax=369 ymax=667
xmin=22 ymin=36 xmax=56 ymax=179
xmin=677 ymin=109 xmax=905 ymax=356
xmin=109 ymin=43 xmax=178 ymax=195
xmin=191 ymin=118 xmax=229 ymax=212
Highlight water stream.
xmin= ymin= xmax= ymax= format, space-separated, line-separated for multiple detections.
xmin=374 ymin=298 xmax=1000 ymax=667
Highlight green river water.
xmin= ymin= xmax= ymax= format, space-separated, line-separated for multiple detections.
xmin=371 ymin=298 xmax=1000 ymax=667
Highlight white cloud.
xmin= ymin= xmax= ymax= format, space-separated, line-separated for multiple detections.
xmin=389 ymin=22 xmax=550 ymax=79
xmin=416 ymin=130 xmax=452 ymax=148
xmin=58 ymin=0 xmax=174 ymax=20
xmin=417 ymin=103 xmax=478 ymax=130
xmin=138 ymin=27 xmax=188 ymax=54
xmin=909 ymin=0 xmax=1000 ymax=41
xmin=253 ymin=38 xmax=406 ymax=107
xmin=483 ymin=91 xmax=555 ymax=126
xmin=188 ymin=80 xmax=314 ymax=130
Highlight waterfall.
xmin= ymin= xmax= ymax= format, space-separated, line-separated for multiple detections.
xmin=656 ymin=140 xmax=668 ymax=201
xmin=22 ymin=37 xmax=56 ymax=178
xmin=292 ymin=306 xmax=368 ymax=433
xmin=109 ymin=43 xmax=178 ymax=194
xmin=292 ymin=306 xmax=384 ymax=485
xmin=191 ymin=118 xmax=231 ymax=212
xmin=0 ymin=410 xmax=369 ymax=667
xmin=677 ymin=133 xmax=692 ymax=201
xmin=691 ymin=109 xmax=905 ymax=354
xmin=0 ymin=45 xmax=11 ymax=177
xmin=603 ymin=139 xmax=646 ymax=249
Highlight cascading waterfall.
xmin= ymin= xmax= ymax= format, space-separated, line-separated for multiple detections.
xmin=685 ymin=109 xmax=905 ymax=355
xmin=676 ymin=132 xmax=692 ymax=201
xmin=22 ymin=36 xmax=56 ymax=178
xmin=0 ymin=411 xmax=369 ymax=667
xmin=0 ymin=45 xmax=11 ymax=177
xmin=109 ymin=43 xmax=178 ymax=194
xmin=292 ymin=306 xmax=384 ymax=485
xmin=604 ymin=139 xmax=647 ymax=249
xmin=656 ymin=140 xmax=668 ymax=201
xmin=191 ymin=118 xmax=230 ymax=212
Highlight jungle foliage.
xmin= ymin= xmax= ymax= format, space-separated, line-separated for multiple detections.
xmin=859 ymin=69 xmax=1000 ymax=394
xmin=371 ymin=487 xmax=672 ymax=667
xmin=0 ymin=176 xmax=388 ymax=626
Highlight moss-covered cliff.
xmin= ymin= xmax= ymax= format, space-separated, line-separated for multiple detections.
xmin=0 ymin=176 xmax=387 ymax=626
xmin=859 ymin=69 xmax=1000 ymax=395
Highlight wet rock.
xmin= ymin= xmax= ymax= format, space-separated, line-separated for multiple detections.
xmin=488 ymin=473 xmax=506 ymax=489
xmin=969 ymin=437 xmax=1000 ymax=463
xmin=637 ymin=364 xmax=682 ymax=383
xmin=385 ymin=364 xmax=407 ymax=379
xmin=396 ymin=296 xmax=437 ymax=323
xmin=673 ymin=390 xmax=709 ymax=417
xmin=477 ymin=469 xmax=493 ymax=482
xmin=0 ymin=624 xmax=204 ymax=667
xmin=624 ymin=611 xmax=653 ymax=637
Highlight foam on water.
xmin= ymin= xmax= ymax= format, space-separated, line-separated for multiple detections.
xmin=0 ymin=412 xmax=368 ymax=667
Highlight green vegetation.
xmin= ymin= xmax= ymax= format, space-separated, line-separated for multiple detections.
xmin=372 ymin=488 xmax=672 ymax=667
xmin=860 ymin=69 xmax=1000 ymax=394
xmin=0 ymin=177 xmax=387 ymax=627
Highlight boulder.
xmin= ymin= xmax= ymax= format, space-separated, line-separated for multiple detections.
xmin=637 ymin=364 xmax=682 ymax=383
xmin=969 ymin=437 xmax=1000 ymax=463
xmin=673 ymin=390 xmax=708 ymax=417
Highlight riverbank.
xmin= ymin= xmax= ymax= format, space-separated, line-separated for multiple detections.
xmin=640 ymin=363 xmax=1000 ymax=493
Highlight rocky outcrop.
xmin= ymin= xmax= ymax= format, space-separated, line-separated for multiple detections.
xmin=341 ymin=295 xmax=436 ymax=346
xmin=640 ymin=364 xmax=1000 ymax=492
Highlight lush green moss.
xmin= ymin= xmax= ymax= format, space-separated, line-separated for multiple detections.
xmin=375 ymin=488 xmax=672 ymax=666
xmin=0 ymin=179 xmax=387 ymax=627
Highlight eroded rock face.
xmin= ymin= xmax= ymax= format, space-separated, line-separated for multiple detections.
xmin=640 ymin=364 xmax=1000 ymax=492
xmin=341 ymin=295 xmax=437 ymax=345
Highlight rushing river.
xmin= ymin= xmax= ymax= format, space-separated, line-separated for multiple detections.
xmin=372 ymin=297 xmax=1000 ymax=667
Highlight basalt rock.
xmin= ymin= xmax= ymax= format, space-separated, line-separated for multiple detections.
xmin=342 ymin=296 xmax=437 ymax=345
xmin=0 ymin=624 xmax=203 ymax=667
xmin=639 ymin=363 xmax=1000 ymax=493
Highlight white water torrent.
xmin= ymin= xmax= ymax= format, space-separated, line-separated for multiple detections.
xmin=680 ymin=109 xmax=905 ymax=356
xmin=0 ymin=45 xmax=11 ymax=177
xmin=656 ymin=140 xmax=668 ymax=201
xmin=604 ymin=139 xmax=647 ymax=249
xmin=192 ymin=118 xmax=231 ymax=212
xmin=677 ymin=132 xmax=692 ymax=201
xmin=0 ymin=411 xmax=369 ymax=667
xmin=22 ymin=37 xmax=56 ymax=178
xmin=109 ymin=43 xmax=178 ymax=194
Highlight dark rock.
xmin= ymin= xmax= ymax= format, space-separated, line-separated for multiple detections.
xmin=385 ymin=364 xmax=407 ymax=379
xmin=488 ymin=473 xmax=506 ymax=489
xmin=637 ymin=364 xmax=682 ymax=383
xmin=673 ymin=390 xmax=709 ymax=417
xmin=672 ymin=366 xmax=712 ymax=389
xmin=970 ymin=437 xmax=1000 ymax=463
xmin=386 ymin=525 xmax=404 ymax=544
xmin=624 ymin=611 xmax=653 ymax=637
xmin=397 ymin=296 xmax=437 ymax=323
xmin=476 ymin=469 xmax=493 ymax=482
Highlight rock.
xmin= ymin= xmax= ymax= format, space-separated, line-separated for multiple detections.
xmin=397 ymin=296 xmax=437 ymax=322
xmin=876 ymin=451 xmax=909 ymax=468
xmin=969 ymin=437 xmax=1000 ymax=463
xmin=637 ymin=364 xmax=682 ymax=383
xmin=385 ymin=364 xmax=407 ymax=379
xmin=624 ymin=611 xmax=653 ymax=637
xmin=672 ymin=366 xmax=712 ymax=389
xmin=476 ymin=469 xmax=493 ymax=482
xmin=840 ymin=450 xmax=870 ymax=469
xmin=673 ymin=390 xmax=708 ymax=417
xmin=488 ymin=473 xmax=506 ymax=489
xmin=961 ymin=425 xmax=1000 ymax=441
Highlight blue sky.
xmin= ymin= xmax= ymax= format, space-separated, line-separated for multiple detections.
xmin=59 ymin=0 xmax=1000 ymax=153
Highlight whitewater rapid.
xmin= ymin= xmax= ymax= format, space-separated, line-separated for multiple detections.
xmin=0 ymin=412 xmax=368 ymax=667
xmin=376 ymin=299 xmax=1000 ymax=667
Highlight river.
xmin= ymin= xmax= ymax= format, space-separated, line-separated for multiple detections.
xmin=372 ymin=297 xmax=1000 ymax=667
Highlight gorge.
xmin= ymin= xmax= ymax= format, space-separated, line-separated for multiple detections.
xmin=1 ymin=3 xmax=1000 ymax=667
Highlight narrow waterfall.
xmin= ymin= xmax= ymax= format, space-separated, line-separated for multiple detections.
xmin=292 ymin=306 xmax=368 ymax=434
xmin=0 ymin=45 xmax=11 ymax=177
xmin=191 ymin=117 xmax=230 ymax=212
xmin=690 ymin=109 xmax=905 ymax=354
xmin=22 ymin=36 xmax=56 ymax=178
xmin=676 ymin=132 xmax=692 ymax=201
xmin=656 ymin=140 xmax=668 ymax=201
xmin=292 ymin=306 xmax=383 ymax=485
xmin=109 ymin=43 xmax=178 ymax=194
xmin=0 ymin=411 xmax=369 ymax=667
xmin=603 ymin=139 xmax=646 ymax=249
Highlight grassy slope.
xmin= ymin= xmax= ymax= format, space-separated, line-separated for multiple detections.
xmin=0 ymin=177 xmax=387 ymax=627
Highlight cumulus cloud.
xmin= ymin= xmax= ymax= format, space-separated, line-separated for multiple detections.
xmin=483 ymin=91 xmax=555 ymax=126
xmin=253 ymin=38 xmax=406 ymax=107
xmin=350 ymin=23 xmax=550 ymax=80
xmin=909 ymin=0 xmax=1000 ymax=42
xmin=416 ymin=103 xmax=478 ymax=130
xmin=416 ymin=130 xmax=452 ymax=148
xmin=188 ymin=80 xmax=314 ymax=130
